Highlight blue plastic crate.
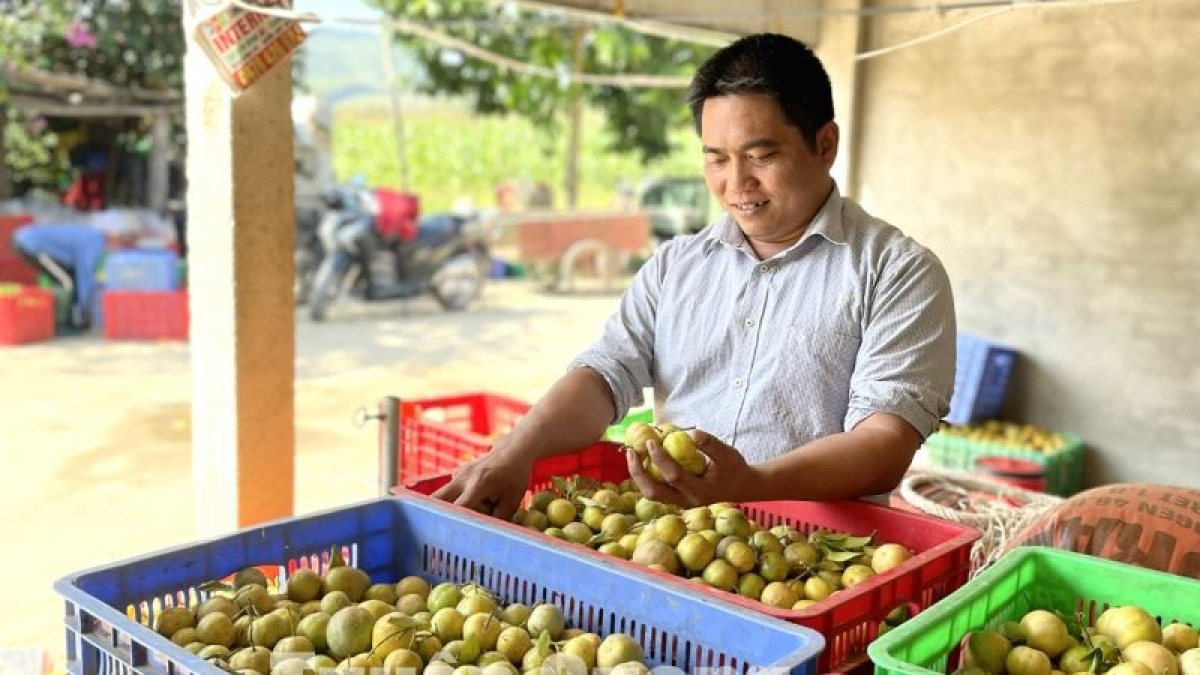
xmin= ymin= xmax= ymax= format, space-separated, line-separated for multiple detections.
xmin=104 ymin=250 xmax=180 ymax=291
xmin=55 ymin=494 xmax=824 ymax=675
xmin=947 ymin=333 xmax=1017 ymax=425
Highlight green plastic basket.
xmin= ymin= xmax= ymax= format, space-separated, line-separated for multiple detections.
xmin=603 ymin=406 xmax=654 ymax=443
xmin=868 ymin=546 xmax=1200 ymax=675
xmin=924 ymin=431 xmax=1085 ymax=496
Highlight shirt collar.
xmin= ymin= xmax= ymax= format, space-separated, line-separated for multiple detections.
xmin=702 ymin=183 xmax=848 ymax=257
xmin=799 ymin=183 xmax=848 ymax=247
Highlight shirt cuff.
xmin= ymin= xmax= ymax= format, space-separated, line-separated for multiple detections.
xmin=845 ymin=384 xmax=946 ymax=439
xmin=567 ymin=352 xmax=642 ymax=425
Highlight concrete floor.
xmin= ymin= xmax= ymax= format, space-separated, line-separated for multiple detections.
xmin=0 ymin=279 xmax=625 ymax=668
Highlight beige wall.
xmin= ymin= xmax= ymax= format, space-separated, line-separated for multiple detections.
xmin=851 ymin=0 xmax=1199 ymax=487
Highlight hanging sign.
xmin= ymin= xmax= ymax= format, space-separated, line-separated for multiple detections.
xmin=192 ymin=0 xmax=312 ymax=93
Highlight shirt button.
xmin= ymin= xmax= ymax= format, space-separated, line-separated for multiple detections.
xmin=744 ymin=319 xmax=755 ymax=328
xmin=733 ymin=378 xmax=744 ymax=389
xmin=758 ymin=263 xmax=771 ymax=273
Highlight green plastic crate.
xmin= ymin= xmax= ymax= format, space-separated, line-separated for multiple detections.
xmin=869 ymin=546 xmax=1200 ymax=675
xmin=603 ymin=406 xmax=654 ymax=443
xmin=924 ymin=430 xmax=1085 ymax=496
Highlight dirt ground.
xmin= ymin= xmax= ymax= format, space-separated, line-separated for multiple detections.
xmin=0 ymin=279 xmax=627 ymax=668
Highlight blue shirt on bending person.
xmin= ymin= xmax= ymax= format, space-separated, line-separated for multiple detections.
xmin=13 ymin=223 xmax=110 ymax=330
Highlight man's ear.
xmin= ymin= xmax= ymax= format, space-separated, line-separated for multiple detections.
xmin=817 ymin=121 xmax=840 ymax=166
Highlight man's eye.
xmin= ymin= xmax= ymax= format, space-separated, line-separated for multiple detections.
xmin=705 ymin=156 xmax=728 ymax=167
xmin=749 ymin=153 xmax=776 ymax=164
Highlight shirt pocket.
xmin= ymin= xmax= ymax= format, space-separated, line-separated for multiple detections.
xmin=788 ymin=324 xmax=862 ymax=385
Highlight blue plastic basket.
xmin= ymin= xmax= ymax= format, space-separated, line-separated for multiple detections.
xmin=103 ymin=250 xmax=180 ymax=292
xmin=55 ymin=494 xmax=824 ymax=675
xmin=947 ymin=333 xmax=1017 ymax=425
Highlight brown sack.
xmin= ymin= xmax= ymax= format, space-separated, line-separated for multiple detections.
xmin=1004 ymin=482 xmax=1200 ymax=577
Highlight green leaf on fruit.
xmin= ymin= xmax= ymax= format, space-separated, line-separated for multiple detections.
xmin=537 ymin=630 xmax=552 ymax=656
xmin=551 ymin=476 xmax=570 ymax=494
xmin=823 ymin=550 xmax=863 ymax=563
xmin=842 ymin=534 xmax=875 ymax=550
xmin=197 ymin=580 xmax=233 ymax=593
xmin=329 ymin=546 xmax=346 ymax=568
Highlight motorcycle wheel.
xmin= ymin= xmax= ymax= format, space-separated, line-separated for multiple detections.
xmin=294 ymin=247 xmax=316 ymax=306
xmin=308 ymin=254 xmax=350 ymax=321
xmin=431 ymin=251 xmax=487 ymax=311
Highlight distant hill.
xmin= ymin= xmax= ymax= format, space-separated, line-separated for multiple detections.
xmin=297 ymin=26 xmax=426 ymax=104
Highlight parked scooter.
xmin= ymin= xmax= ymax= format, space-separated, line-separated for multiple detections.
xmin=306 ymin=183 xmax=489 ymax=321
xmin=293 ymin=199 xmax=325 ymax=306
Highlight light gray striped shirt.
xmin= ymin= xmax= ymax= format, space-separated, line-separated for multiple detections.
xmin=570 ymin=186 xmax=956 ymax=464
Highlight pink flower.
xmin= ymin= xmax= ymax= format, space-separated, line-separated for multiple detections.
xmin=65 ymin=22 xmax=97 ymax=49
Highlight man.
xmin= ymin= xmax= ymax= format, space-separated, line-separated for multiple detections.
xmin=435 ymin=33 xmax=956 ymax=517
xmin=12 ymin=220 xmax=133 ymax=331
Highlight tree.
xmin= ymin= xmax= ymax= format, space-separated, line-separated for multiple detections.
xmin=0 ymin=0 xmax=186 ymax=194
xmin=367 ymin=1 xmax=716 ymax=185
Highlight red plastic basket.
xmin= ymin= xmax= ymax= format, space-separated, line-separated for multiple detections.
xmin=377 ymin=392 xmax=531 ymax=488
xmin=0 ymin=255 xmax=37 ymax=285
xmin=102 ymin=291 xmax=189 ymax=341
xmin=0 ymin=214 xmax=34 ymax=257
xmin=404 ymin=442 xmax=980 ymax=673
xmin=0 ymin=286 xmax=55 ymax=345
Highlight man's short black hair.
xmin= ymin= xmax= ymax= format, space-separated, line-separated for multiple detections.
xmin=687 ymin=33 xmax=835 ymax=150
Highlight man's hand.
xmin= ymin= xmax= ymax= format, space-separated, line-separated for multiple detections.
xmin=625 ymin=429 xmax=758 ymax=507
xmin=431 ymin=448 xmax=533 ymax=520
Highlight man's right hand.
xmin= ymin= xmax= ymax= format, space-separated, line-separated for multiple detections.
xmin=430 ymin=447 xmax=533 ymax=521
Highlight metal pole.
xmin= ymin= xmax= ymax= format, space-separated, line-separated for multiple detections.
xmin=379 ymin=24 xmax=411 ymax=190
xmin=379 ymin=396 xmax=401 ymax=496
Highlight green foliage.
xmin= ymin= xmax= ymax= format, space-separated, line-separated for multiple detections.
xmin=0 ymin=0 xmax=184 ymax=89
xmin=366 ymin=0 xmax=715 ymax=165
xmin=2 ymin=111 xmax=69 ymax=189
xmin=0 ymin=0 xmax=187 ymax=194
xmin=333 ymin=102 xmax=703 ymax=212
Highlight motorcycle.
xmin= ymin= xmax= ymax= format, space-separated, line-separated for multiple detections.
xmin=293 ymin=199 xmax=325 ymax=306
xmin=306 ymin=184 xmax=490 ymax=322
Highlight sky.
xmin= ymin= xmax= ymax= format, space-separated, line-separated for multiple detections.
xmin=293 ymin=0 xmax=383 ymax=25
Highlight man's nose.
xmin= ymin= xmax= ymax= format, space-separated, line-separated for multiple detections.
xmin=730 ymin=159 xmax=758 ymax=189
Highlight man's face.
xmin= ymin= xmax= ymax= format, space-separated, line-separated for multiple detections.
xmin=700 ymin=94 xmax=837 ymax=255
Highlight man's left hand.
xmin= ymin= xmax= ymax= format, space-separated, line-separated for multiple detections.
xmin=625 ymin=429 xmax=758 ymax=507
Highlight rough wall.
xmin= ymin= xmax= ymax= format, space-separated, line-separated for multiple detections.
xmin=852 ymin=0 xmax=1199 ymax=487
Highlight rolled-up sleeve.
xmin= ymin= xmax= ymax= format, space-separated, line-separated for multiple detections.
xmin=568 ymin=247 xmax=664 ymax=423
xmin=844 ymin=249 xmax=956 ymax=438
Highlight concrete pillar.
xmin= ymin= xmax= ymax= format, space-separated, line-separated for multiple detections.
xmin=183 ymin=5 xmax=296 ymax=534
xmin=814 ymin=0 xmax=865 ymax=197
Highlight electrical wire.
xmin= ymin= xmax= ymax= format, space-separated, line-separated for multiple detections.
xmin=384 ymin=18 xmax=693 ymax=88
xmin=224 ymin=0 xmax=1147 ymax=86
xmin=855 ymin=0 xmax=1147 ymax=61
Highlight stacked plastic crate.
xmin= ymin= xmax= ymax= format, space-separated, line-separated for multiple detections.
xmin=926 ymin=333 xmax=1085 ymax=495
xmin=101 ymin=249 xmax=188 ymax=341
xmin=0 ymin=283 xmax=55 ymax=346
xmin=0 ymin=214 xmax=37 ymax=285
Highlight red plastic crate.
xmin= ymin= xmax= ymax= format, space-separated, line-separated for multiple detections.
xmin=0 ymin=214 xmax=34 ymax=257
xmin=102 ymin=291 xmax=189 ymax=341
xmin=0 ymin=286 xmax=55 ymax=345
xmin=404 ymin=442 xmax=980 ymax=673
xmin=0 ymin=255 xmax=38 ymax=285
xmin=377 ymin=392 xmax=531 ymax=487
